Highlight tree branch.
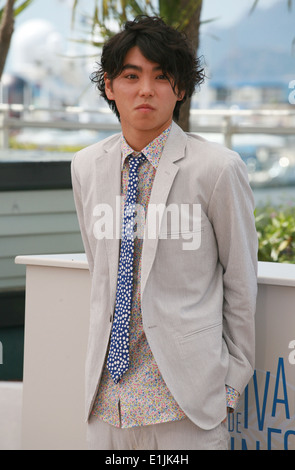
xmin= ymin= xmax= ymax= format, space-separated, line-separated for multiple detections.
xmin=0 ymin=0 xmax=15 ymax=79
xmin=178 ymin=0 xmax=203 ymax=132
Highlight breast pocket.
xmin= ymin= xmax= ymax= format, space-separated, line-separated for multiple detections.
xmin=158 ymin=202 xmax=203 ymax=251
xmin=150 ymin=203 xmax=218 ymax=288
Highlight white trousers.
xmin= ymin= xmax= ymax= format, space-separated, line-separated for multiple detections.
xmin=87 ymin=415 xmax=229 ymax=451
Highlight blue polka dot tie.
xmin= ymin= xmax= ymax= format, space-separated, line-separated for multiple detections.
xmin=107 ymin=153 xmax=146 ymax=384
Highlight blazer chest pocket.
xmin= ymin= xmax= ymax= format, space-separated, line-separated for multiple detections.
xmin=158 ymin=203 xmax=202 ymax=237
xmin=159 ymin=228 xmax=204 ymax=251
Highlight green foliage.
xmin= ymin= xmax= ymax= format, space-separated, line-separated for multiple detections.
xmin=158 ymin=0 xmax=203 ymax=30
xmin=13 ymin=0 xmax=34 ymax=16
xmin=71 ymin=0 xmax=157 ymax=43
xmin=71 ymin=0 xmax=205 ymax=45
xmin=255 ymin=203 xmax=295 ymax=263
xmin=9 ymin=136 xmax=84 ymax=153
xmin=0 ymin=0 xmax=35 ymax=22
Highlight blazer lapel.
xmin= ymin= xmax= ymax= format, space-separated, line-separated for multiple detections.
xmin=141 ymin=122 xmax=187 ymax=296
xmin=96 ymin=135 xmax=122 ymax=310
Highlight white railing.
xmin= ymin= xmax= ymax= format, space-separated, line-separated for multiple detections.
xmin=190 ymin=108 xmax=295 ymax=148
xmin=0 ymin=104 xmax=295 ymax=150
xmin=0 ymin=104 xmax=120 ymax=149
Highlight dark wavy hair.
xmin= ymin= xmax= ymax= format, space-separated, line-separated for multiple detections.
xmin=91 ymin=16 xmax=205 ymax=121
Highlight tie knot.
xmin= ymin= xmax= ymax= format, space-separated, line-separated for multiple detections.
xmin=128 ymin=153 xmax=146 ymax=169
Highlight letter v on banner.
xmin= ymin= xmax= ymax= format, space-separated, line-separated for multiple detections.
xmin=253 ymin=370 xmax=271 ymax=431
xmin=271 ymin=357 xmax=290 ymax=419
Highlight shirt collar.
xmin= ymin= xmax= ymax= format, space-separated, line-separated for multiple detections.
xmin=121 ymin=125 xmax=172 ymax=170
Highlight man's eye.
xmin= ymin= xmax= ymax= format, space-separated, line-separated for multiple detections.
xmin=125 ymin=74 xmax=138 ymax=79
xmin=156 ymin=74 xmax=167 ymax=80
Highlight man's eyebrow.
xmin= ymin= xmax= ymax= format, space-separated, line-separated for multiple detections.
xmin=121 ymin=64 xmax=162 ymax=72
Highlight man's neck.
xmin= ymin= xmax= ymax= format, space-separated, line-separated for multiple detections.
xmin=121 ymin=121 xmax=173 ymax=152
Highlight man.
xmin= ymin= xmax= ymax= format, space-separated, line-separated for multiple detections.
xmin=71 ymin=16 xmax=258 ymax=450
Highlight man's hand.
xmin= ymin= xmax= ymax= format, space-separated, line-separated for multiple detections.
xmin=222 ymin=407 xmax=234 ymax=423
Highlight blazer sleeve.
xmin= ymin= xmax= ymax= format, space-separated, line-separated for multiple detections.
xmin=208 ymin=154 xmax=258 ymax=395
xmin=71 ymin=154 xmax=95 ymax=276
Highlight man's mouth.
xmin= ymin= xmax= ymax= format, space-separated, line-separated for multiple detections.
xmin=135 ymin=104 xmax=155 ymax=111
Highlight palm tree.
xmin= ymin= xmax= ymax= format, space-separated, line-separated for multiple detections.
xmin=0 ymin=0 xmax=35 ymax=79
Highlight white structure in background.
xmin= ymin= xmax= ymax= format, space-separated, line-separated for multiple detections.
xmin=8 ymin=19 xmax=98 ymax=108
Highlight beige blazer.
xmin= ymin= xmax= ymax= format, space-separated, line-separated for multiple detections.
xmin=71 ymin=121 xmax=258 ymax=430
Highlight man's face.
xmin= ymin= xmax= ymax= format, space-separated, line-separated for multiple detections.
xmin=104 ymin=46 xmax=184 ymax=149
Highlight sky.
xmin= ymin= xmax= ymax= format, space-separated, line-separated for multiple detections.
xmin=13 ymin=0 xmax=281 ymax=32
xmin=5 ymin=0 xmax=284 ymax=84
xmin=201 ymin=0 xmax=280 ymax=27
xmin=7 ymin=0 xmax=282 ymax=60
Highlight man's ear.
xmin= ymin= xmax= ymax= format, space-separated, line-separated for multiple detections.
xmin=104 ymin=73 xmax=115 ymax=100
xmin=177 ymin=90 xmax=185 ymax=102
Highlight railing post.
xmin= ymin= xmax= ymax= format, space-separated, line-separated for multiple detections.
xmin=0 ymin=107 xmax=9 ymax=149
xmin=222 ymin=114 xmax=233 ymax=149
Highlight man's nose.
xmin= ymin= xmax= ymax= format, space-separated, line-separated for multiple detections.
xmin=139 ymin=78 xmax=155 ymax=97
